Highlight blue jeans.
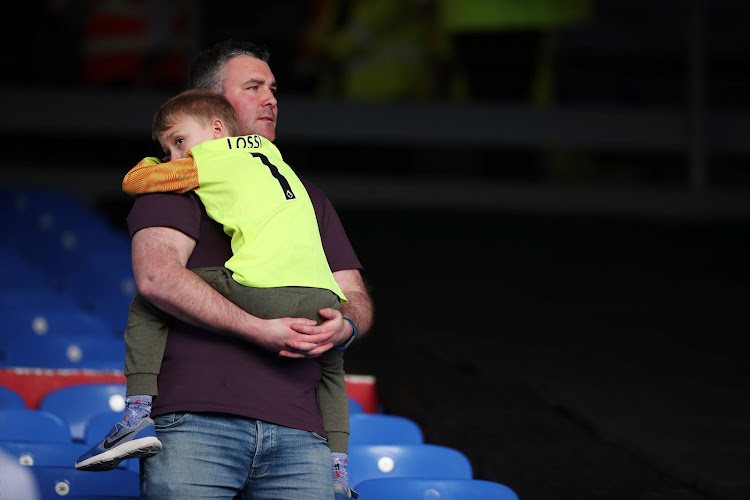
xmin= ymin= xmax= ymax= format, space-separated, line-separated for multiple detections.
xmin=141 ymin=412 xmax=334 ymax=499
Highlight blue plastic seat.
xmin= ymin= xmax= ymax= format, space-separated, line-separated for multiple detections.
xmin=0 ymin=408 xmax=71 ymax=443
xmin=0 ymin=265 xmax=54 ymax=292
xmin=1 ymin=305 xmax=114 ymax=364
xmin=1 ymin=308 xmax=116 ymax=361
xmin=0 ymin=298 xmax=86 ymax=364
xmin=4 ymin=188 xmax=89 ymax=237
xmin=59 ymin=241 xmax=136 ymax=334
xmin=39 ymin=384 xmax=127 ymax=442
xmin=0 ymin=242 xmax=28 ymax=266
xmin=349 ymin=414 xmax=424 ymax=445
xmin=349 ymin=397 xmax=365 ymax=414
xmin=348 ymin=444 xmax=473 ymax=489
xmin=29 ymin=465 xmax=139 ymax=499
xmin=0 ymin=245 xmax=49 ymax=288
xmin=354 ymin=477 xmax=520 ymax=500
xmin=3 ymin=336 xmax=126 ymax=371
xmin=0 ymin=290 xmax=79 ymax=310
xmin=13 ymin=200 xmax=129 ymax=292
xmin=0 ymin=440 xmax=89 ymax=468
xmin=84 ymin=284 xmax=135 ymax=335
xmin=0 ymin=385 xmax=26 ymax=409
xmin=12 ymin=205 xmax=111 ymax=266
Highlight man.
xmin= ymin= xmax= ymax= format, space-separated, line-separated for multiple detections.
xmin=129 ymin=40 xmax=372 ymax=498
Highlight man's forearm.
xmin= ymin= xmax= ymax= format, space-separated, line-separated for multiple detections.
xmin=131 ymin=227 xmax=265 ymax=342
xmin=334 ymin=269 xmax=373 ymax=337
xmin=341 ymin=288 xmax=373 ymax=337
xmin=142 ymin=266 xmax=264 ymax=339
xmin=274 ymin=269 xmax=373 ymax=354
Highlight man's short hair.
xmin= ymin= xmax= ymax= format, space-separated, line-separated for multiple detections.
xmin=190 ymin=40 xmax=271 ymax=94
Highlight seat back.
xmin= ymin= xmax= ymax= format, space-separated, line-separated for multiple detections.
xmin=349 ymin=414 xmax=424 ymax=445
xmin=61 ymin=245 xmax=135 ymax=334
xmin=354 ymin=477 xmax=520 ymax=500
xmin=0 ymin=290 xmax=79 ymax=310
xmin=1 ymin=307 xmax=115 ymax=354
xmin=349 ymin=397 xmax=365 ymax=415
xmin=348 ymin=444 xmax=473 ymax=488
xmin=29 ymin=465 xmax=139 ymax=499
xmin=1 ymin=304 xmax=110 ymax=364
xmin=0 ymin=441 xmax=89 ymax=468
xmin=39 ymin=383 xmax=127 ymax=442
xmin=4 ymin=336 xmax=125 ymax=371
xmin=0 ymin=385 xmax=27 ymax=409
xmin=0 ymin=408 xmax=71 ymax=443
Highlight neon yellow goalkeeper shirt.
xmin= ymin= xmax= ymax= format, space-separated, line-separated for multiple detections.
xmin=123 ymin=135 xmax=345 ymax=302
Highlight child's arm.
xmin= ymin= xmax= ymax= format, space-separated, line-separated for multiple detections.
xmin=122 ymin=156 xmax=200 ymax=195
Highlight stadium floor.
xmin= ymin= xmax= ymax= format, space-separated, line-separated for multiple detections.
xmin=338 ymin=208 xmax=750 ymax=500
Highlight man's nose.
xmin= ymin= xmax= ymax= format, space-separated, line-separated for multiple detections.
xmin=264 ymin=91 xmax=277 ymax=107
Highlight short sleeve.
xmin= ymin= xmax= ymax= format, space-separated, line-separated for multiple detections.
xmin=127 ymin=192 xmax=202 ymax=240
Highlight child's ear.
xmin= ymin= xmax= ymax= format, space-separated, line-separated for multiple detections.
xmin=212 ymin=118 xmax=225 ymax=138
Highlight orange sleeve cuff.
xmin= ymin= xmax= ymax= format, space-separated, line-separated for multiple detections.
xmin=122 ymin=156 xmax=200 ymax=195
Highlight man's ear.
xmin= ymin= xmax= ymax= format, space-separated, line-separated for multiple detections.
xmin=212 ymin=118 xmax=226 ymax=138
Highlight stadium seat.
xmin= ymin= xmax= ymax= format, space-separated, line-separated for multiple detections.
xmin=5 ymin=188 xmax=89 ymax=238
xmin=3 ymin=336 xmax=126 ymax=371
xmin=13 ymin=206 xmax=112 ymax=267
xmin=0 ymin=300 xmax=91 ymax=364
xmin=88 ymin=292 xmax=131 ymax=334
xmin=0 ymin=265 xmax=55 ymax=292
xmin=348 ymin=444 xmax=473 ymax=488
xmin=1 ymin=308 xmax=116 ymax=360
xmin=0 ymin=244 xmax=51 ymax=290
xmin=349 ymin=414 xmax=424 ymax=445
xmin=58 ymin=238 xmax=136 ymax=334
xmin=0 ymin=385 xmax=26 ymax=409
xmin=51 ymin=497 xmax=139 ymax=500
xmin=349 ymin=397 xmax=365 ymax=414
xmin=0 ymin=289 xmax=79 ymax=310
xmin=0 ymin=408 xmax=71 ymax=443
xmin=0 ymin=242 xmax=27 ymax=266
xmin=354 ymin=477 xmax=520 ymax=500
xmin=13 ymin=200 xmax=129 ymax=292
xmin=39 ymin=384 xmax=127 ymax=442
xmin=29 ymin=465 xmax=139 ymax=499
xmin=0 ymin=440 xmax=88 ymax=468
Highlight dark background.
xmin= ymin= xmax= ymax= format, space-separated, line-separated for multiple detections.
xmin=3 ymin=1 xmax=750 ymax=499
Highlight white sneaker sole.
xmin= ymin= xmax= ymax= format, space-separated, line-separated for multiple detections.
xmin=75 ymin=436 xmax=162 ymax=471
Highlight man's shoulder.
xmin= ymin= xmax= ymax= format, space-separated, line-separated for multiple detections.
xmin=300 ymin=179 xmax=325 ymax=199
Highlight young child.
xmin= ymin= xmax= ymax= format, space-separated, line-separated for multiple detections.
xmin=76 ymin=89 xmax=357 ymax=497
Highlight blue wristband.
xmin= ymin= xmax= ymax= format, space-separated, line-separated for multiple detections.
xmin=337 ymin=317 xmax=358 ymax=351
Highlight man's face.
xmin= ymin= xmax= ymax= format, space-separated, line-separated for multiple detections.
xmin=221 ymin=55 xmax=278 ymax=141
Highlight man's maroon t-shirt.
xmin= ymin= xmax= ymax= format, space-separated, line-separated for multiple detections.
xmin=126 ymin=181 xmax=361 ymax=435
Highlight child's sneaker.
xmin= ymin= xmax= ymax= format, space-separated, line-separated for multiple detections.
xmin=334 ymin=483 xmax=359 ymax=499
xmin=75 ymin=417 xmax=162 ymax=471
